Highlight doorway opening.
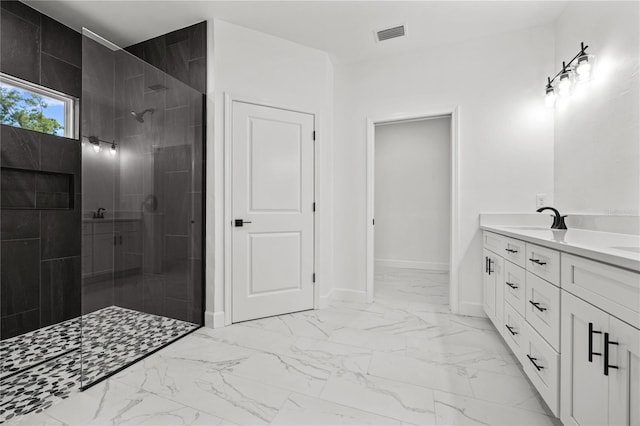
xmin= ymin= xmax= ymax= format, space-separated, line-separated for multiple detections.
xmin=366 ymin=109 xmax=459 ymax=312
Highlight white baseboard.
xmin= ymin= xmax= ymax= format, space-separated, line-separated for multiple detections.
xmin=375 ymin=259 xmax=449 ymax=271
xmin=330 ymin=288 xmax=368 ymax=303
xmin=457 ymin=301 xmax=486 ymax=318
xmin=319 ymin=289 xmax=334 ymax=308
xmin=205 ymin=310 xmax=226 ymax=328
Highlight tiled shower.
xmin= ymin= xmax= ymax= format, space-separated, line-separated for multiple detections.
xmin=0 ymin=1 xmax=206 ymax=420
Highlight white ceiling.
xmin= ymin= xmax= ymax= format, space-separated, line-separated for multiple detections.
xmin=24 ymin=1 xmax=568 ymax=64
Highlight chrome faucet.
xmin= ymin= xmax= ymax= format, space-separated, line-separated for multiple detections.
xmin=536 ymin=206 xmax=567 ymax=230
xmin=93 ymin=208 xmax=106 ymax=219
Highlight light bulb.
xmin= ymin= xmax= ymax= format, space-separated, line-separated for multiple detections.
xmin=92 ymin=143 xmax=101 ymax=153
xmin=110 ymin=143 xmax=117 ymax=156
xmin=558 ymin=73 xmax=573 ymax=96
xmin=545 ymin=88 xmax=556 ymax=107
xmin=576 ymin=56 xmax=592 ymax=81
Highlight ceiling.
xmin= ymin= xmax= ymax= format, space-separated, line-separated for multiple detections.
xmin=24 ymin=1 xmax=568 ymax=64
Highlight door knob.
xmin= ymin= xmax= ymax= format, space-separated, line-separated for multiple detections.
xmin=234 ymin=219 xmax=252 ymax=227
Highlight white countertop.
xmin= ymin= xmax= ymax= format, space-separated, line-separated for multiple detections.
xmin=480 ymin=225 xmax=640 ymax=272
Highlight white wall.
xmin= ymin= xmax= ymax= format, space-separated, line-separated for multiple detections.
xmin=374 ymin=118 xmax=451 ymax=271
xmin=554 ymin=1 xmax=640 ymax=215
xmin=207 ymin=20 xmax=334 ymax=326
xmin=333 ymin=26 xmax=555 ymax=315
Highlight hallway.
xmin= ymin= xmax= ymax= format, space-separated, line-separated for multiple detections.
xmin=11 ymin=269 xmax=558 ymax=425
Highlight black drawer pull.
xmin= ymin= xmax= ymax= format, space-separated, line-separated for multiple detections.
xmin=527 ymin=355 xmax=544 ymax=371
xmin=529 ymin=258 xmax=547 ymax=266
xmin=506 ymin=282 xmax=519 ymax=289
xmin=505 ymin=248 xmax=518 ymax=253
xmin=487 ymin=258 xmax=493 ymax=275
xmin=588 ymin=322 xmax=602 ymax=362
xmin=604 ymin=332 xmax=619 ymax=376
xmin=505 ymin=324 xmax=518 ymax=336
xmin=529 ymin=300 xmax=547 ymax=312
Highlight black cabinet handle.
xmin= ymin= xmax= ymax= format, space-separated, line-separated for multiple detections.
xmin=505 ymin=248 xmax=518 ymax=254
xmin=506 ymin=282 xmax=519 ymax=289
xmin=529 ymin=300 xmax=547 ymax=312
xmin=485 ymin=256 xmax=488 ymax=273
xmin=529 ymin=258 xmax=547 ymax=266
xmin=588 ymin=322 xmax=602 ymax=362
xmin=527 ymin=355 xmax=544 ymax=371
xmin=604 ymin=332 xmax=619 ymax=376
xmin=505 ymin=324 xmax=518 ymax=336
xmin=487 ymin=258 xmax=493 ymax=275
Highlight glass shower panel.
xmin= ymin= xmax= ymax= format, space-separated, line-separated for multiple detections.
xmin=80 ymin=29 xmax=203 ymax=388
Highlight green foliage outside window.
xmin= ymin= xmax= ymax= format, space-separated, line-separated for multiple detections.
xmin=0 ymin=86 xmax=63 ymax=135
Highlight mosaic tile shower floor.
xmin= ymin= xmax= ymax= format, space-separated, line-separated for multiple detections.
xmin=0 ymin=307 xmax=198 ymax=423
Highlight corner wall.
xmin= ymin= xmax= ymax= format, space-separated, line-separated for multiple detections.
xmin=553 ymin=1 xmax=640 ymax=215
xmin=333 ymin=26 xmax=556 ymax=315
xmin=208 ymin=20 xmax=334 ymax=325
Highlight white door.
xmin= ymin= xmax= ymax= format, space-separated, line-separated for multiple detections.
xmin=561 ymin=291 xmax=610 ymax=426
xmin=231 ymin=101 xmax=315 ymax=323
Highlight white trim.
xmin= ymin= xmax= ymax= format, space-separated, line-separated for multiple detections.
xmin=204 ymin=310 xmax=215 ymax=328
xmin=365 ymin=107 xmax=461 ymax=313
xmin=212 ymin=311 xmax=226 ymax=328
xmin=331 ymin=288 xmax=368 ymax=304
xmin=375 ymin=259 xmax=449 ymax=271
xmin=319 ymin=289 xmax=334 ymax=309
xmin=223 ymin=93 xmax=320 ymax=325
xmin=458 ymin=302 xmax=486 ymax=318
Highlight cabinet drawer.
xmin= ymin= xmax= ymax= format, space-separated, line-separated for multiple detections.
xmin=526 ymin=243 xmax=560 ymax=286
xmin=525 ymin=272 xmax=561 ymax=351
xmin=522 ymin=321 xmax=560 ymax=417
xmin=561 ymin=253 xmax=640 ymax=330
xmin=503 ymin=302 xmax=525 ymax=360
xmin=504 ymin=261 xmax=526 ymax=316
xmin=483 ymin=231 xmax=505 ymax=254
xmin=503 ymin=237 xmax=526 ymax=268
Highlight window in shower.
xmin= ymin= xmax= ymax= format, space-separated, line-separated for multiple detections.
xmin=0 ymin=72 xmax=78 ymax=138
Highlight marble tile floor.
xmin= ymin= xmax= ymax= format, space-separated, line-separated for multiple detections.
xmin=6 ymin=268 xmax=561 ymax=425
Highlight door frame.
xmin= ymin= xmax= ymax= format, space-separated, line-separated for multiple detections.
xmin=365 ymin=107 xmax=460 ymax=312
xmin=223 ymin=93 xmax=319 ymax=325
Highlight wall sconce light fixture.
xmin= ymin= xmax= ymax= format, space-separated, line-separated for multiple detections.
xmin=545 ymin=42 xmax=595 ymax=107
xmin=85 ymin=135 xmax=117 ymax=154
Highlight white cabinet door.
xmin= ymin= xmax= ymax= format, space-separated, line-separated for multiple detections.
xmin=608 ymin=316 xmax=640 ymax=426
xmin=483 ymin=249 xmax=504 ymax=330
xmin=561 ymin=292 xmax=610 ymax=426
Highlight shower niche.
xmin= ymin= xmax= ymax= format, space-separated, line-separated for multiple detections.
xmin=79 ymin=28 xmax=204 ymax=387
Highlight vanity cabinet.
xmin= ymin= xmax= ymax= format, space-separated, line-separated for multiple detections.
xmin=561 ymin=291 xmax=640 ymax=426
xmin=82 ymin=220 xmax=142 ymax=278
xmin=483 ymin=229 xmax=640 ymax=424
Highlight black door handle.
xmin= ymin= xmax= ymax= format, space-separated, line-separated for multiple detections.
xmin=588 ymin=322 xmax=602 ymax=362
xmin=506 ymin=282 xmax=519 ymax=289
xmin=529 ymin=300 xmax=547 ymax=312
xmin=529 ymin=258 xmax=547 ymax=266
xmin=604 ymin=332 xmax=619 ymax=376
xmin=234 ymin=219 xmax=252 ymax=227
xmin=527 ymin=355 xmax=544 ymax=371
xmin=505 ymin=324 xmax=518 ymax=336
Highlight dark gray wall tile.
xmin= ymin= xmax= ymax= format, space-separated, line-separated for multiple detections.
xmin=0 ymin=308 xmax=40 ymax=339
xmin=1 ymin=210 xmax=39 ymax=240
xmin=188 ymin=58 xmax=206 ymax=93
xmin=1 ymin=168 xmax=36 ymax=208
xmin=189 ymin=23 xmax=206 ymax=60
xmin=0 ymin=1 xmax=41 ymax=26
xmin=41 ymin=209 xmax=80 ymax=260
xmin=142 ymin=37 xmax=166 ymax=71
xmin=114 ymin=274 xmax=143 ymax=311
xmin=41 ymin=15 xmax=81 ymax=67
xmin=40 ymin=256 xmax=81 ymax=326
xmin=0 ymin=8 xmax=40 ymax=83
xmin=0 ymin=125 xmax=41 ymax=169
xmin=163 ymin=297 xmax=189 ymax=322
xmin=82 ymin=278 xmax=113 ymax=315
xmin=1 ymin=239 xmax=40 ymax=315
xmin=40 ymin=134 xmax=80 ymax=174
xmin=41 ymin=53 xmax=81 ymax=97
xmin=166 ymin=40 xmax=189 ymax=85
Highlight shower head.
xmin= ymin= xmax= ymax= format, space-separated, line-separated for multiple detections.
xmin=130 ymin=108 xmax=154 ymax=123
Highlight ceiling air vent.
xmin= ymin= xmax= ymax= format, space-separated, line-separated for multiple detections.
xmin=375 ymin=25 xmax=407 ymax=42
